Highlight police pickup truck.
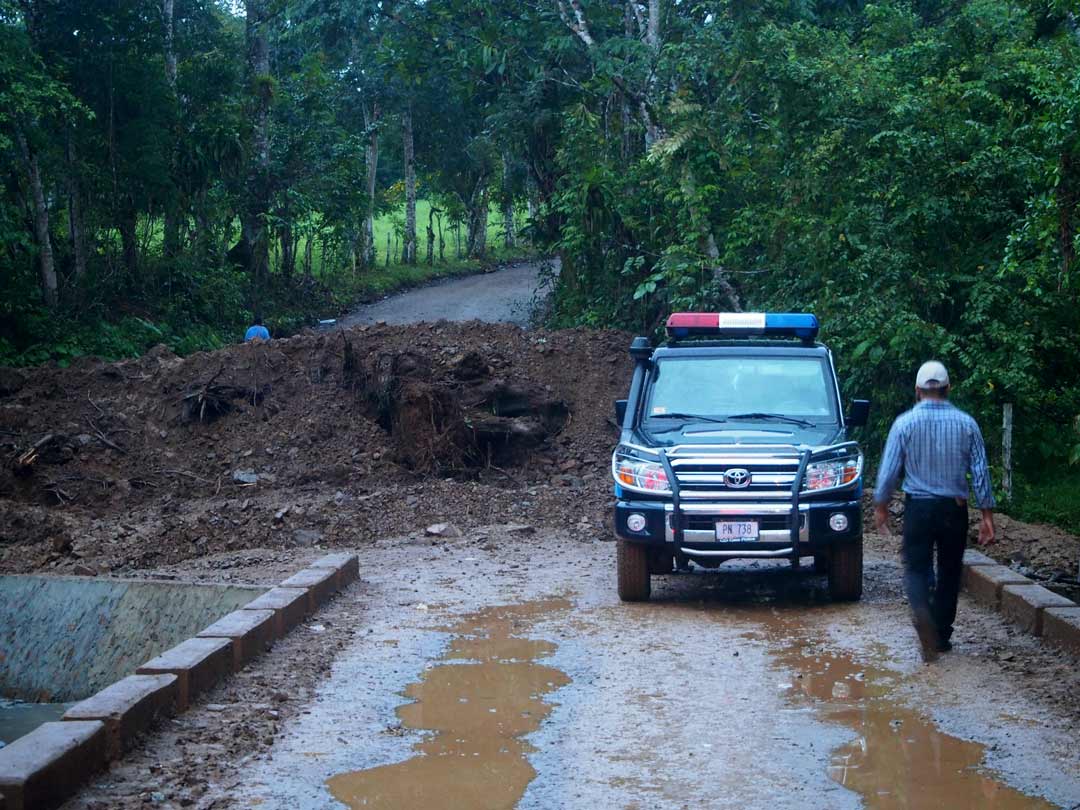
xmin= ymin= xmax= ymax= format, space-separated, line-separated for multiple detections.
xmin=612 ymin=313 xmax=870 ymax=602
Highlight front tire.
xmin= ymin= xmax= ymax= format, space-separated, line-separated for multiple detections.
xmin=827 ymin=538 xmax=863 ymax=601
xmin=617 ymin=540 xmax=651 ymax=602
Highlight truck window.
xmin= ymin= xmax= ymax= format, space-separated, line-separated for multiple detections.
xmin=645 ymin=356 xmax=836 ymax=419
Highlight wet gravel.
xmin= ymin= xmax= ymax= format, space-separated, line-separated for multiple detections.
xmin=61 ymin=530 xmax=1080 ymax=810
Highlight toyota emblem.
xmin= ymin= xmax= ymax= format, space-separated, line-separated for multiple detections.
xmin=724 ymin=468 xmax=751 ymax=489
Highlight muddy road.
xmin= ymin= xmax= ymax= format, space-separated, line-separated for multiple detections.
xmin=337 ymin=258 xmax=558 ymax=329
xmin=65 ymin=532 xmax=1080 ymax=810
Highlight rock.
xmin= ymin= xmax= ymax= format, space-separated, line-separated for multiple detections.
xmin=504 ymin=523 xmax=536 ymax=535
xmin=72 ymin=564 xmax=98 ymax=577
xmin=426 ymin=523 xmax=463 ymax=538
xmin=274 ymin=507 xmax=290 ymax=523
xmin=0 ymin=367 xmax=26 ymax=396
xmin=233 ymin=469 xmax=259 ymax=484
xmin=292 ymin=529 xmax=323 ymax=547
xmin=51 ymin=536 xmax=73 ymax=554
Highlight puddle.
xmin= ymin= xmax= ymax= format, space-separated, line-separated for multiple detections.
xmin=758 ymin=616 xmax=1059 ymax=810
xmin=0 ymin=699 xmax=72 ymax=747
xmin=327 ymin=599 xmax=571 ymax=809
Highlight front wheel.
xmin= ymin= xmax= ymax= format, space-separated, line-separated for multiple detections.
xmin=827 ymin=539 xmax=863 ymax=601
xmin=617 ymin=540 xmax=651 ymax=602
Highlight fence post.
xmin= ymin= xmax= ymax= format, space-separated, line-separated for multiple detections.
xmin=1002 ymin=403 xmax=1014 ymax=501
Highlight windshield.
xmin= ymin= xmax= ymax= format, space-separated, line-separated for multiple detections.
xmin=644 ymin=355 xmax=837 ymax=422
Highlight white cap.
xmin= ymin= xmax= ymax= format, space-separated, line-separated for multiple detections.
xmin=916 ymin=360 xmax=950 ymax=390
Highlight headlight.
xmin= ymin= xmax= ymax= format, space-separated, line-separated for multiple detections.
xmin=612 ymin=448 xmax=671 ymax=494
xmin=803 ymin=455 xmax=862 ymax=492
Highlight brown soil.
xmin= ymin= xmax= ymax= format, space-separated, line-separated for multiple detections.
xmin=0 ymin=323 xmax=631 ymax=576
xmin=2 ymin=322 xmax=1077 ymax=599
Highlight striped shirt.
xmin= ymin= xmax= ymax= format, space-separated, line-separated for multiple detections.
xmin=874 ymin=400 xmax=995 ymax=509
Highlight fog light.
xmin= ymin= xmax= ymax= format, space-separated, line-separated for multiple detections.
xmin=829 ymin=513 xmax=849 ymax=532
xmin=626 ymin=513 xmax=647 ymax=533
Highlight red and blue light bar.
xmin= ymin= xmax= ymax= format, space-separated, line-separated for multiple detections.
xmin=665 ymin=312 xmax=819 ymax=341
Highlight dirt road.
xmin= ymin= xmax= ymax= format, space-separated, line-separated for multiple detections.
xmin=65 ymin=531 xmax=1080 ymax=810
xmin=337 ymin=258 xmax=558 ymax=329
xmin=5 ymin=281 xmax=1073 ymax=808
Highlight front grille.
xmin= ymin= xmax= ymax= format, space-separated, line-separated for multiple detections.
xmin=675 ymin=514 xmax=804 ymax=532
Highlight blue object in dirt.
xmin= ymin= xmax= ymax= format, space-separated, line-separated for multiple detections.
xmin=245 ymin=324 xmax=271 ymax=342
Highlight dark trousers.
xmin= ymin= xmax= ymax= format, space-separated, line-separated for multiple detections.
xmin=902 ymin=496 xmax=968 ymax=643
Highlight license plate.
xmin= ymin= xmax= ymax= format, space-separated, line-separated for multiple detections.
xmin=715 ymin=520 xmax=759 ymax=541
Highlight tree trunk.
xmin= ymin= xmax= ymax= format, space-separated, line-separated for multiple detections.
xmin=402 ymin=106 xmax=417 ymax=264
xmin=245 ymin=0 xmax=272 ymax=321
xmin=643 ymin=0 xmax=661 ymax=149
xmin=526 ymin=170 xmax=539 ymax=226
xmin=501 ymin=150 xmax=516 ymax=250
xmin=16 ymin=127 xmax=58 ymax=308
xmin=119 ymin=202 xmax=139 ymax=280
xmin=64 ymin=132 xmax=88 ymax=280
xmin=362 ymin=101 xmax=380 ymax=268
xmin=303 ymin=231 xmax=314 ymax=278
xmin=162 ymin=0 xmax=177 ymax=87
xmin=621 ymin=2 xmax=636 ymax=161
xmin=466 ymin=179 xmax=489 ymax=259
xmin=280 ymin=221 xmax=296 ymax=282
xmin=162 ymin=0 xmax=183 ymax=258
xmin=1058 ymin=151 xmax=1077 ymax=291
xmin=426 ymin=205 xmax=436 ymax=265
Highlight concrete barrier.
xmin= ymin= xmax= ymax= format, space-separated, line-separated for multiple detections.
xmin=961 ymin=549 xmax=996 ymax=567
xmin=310 ymin=553 xmax=360 ymax=590
xmin=0 ymin=721 xmax=106 ymax=810
xmin=197 ymin=609 xmax=276 ymax=670
xmin=61 ymin=674 xmax=178 ymax=760
xmin=1000 ymin=584 xmax=1079 ymax=636
xmin=2 ymin=556 xmax=360 ymax=810
xmin=1042 ymin=607 xmax=1080 ymax=655
xmin=242 ymin=587 xmax=310 ymax=638
xmin=136 ymin=637 xmax=232 ymax=711
xmin=961 ymin=564 xmax=1031 ymax=610
xmin=279 ymin=567 xmax=338 ymax=612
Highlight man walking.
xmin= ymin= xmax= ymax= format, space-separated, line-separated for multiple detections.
xmin=874 ymin=361 xmax=996 ymax=662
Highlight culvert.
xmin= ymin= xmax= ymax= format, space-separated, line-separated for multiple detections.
xmin=0 ymin=574 xmax=265 ymax=746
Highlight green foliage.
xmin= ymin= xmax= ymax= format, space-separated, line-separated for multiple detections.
xmin=1009 ymin=469 xmax=1080 ymax=536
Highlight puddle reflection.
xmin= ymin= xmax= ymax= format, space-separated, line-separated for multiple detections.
xmin=326 ymin=600 xmax=570 ymax=810
xmin=761 ymin=617 xmax=1058 ymax=810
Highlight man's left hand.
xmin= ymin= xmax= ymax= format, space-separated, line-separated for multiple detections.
xmin=977 ymin=509 xmax=996 ymax=546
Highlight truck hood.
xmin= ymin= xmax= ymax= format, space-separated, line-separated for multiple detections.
xmin=631 ymin=422 xmax=845 ymax=451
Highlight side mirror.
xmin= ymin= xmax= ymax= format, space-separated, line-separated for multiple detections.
xmin=847 ymin=399 xmax=870 ymax=428
xmin=615 ymin=399 xmax=628 ymax=425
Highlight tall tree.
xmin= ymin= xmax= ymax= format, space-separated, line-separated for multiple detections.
xmin=402 ymin=103 xmax=416 ymax=264
xmin=244 ymin=0 xmax=272 ymax=320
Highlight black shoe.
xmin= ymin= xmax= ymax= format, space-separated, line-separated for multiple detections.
xmin=912 ymin=611 xmax=941 ymax=663
xmin=937 ymin=640 xmax=953 ymax=653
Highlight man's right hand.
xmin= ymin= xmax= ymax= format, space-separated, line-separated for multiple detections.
xmin=874 ymin=502 xmax=891 ymax=536
xmin=977 ymin=509 xmax=996 ymax=546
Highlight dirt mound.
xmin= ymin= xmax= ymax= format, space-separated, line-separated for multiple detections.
xmin=0 ymin=323 xmax=632 ymax=574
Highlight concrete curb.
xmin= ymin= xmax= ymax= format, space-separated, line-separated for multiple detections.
xmin=0 ymin=552 xmax=359 ymax=810
xmin=962 ymin=552 xmax=1080 ymax=654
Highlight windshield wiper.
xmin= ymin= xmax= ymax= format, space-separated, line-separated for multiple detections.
xmin=726 ymin=412 xmax=816 ymax=428
xmin=648 ymin=413 xmax=729 ymax=424
xmin=645 ymin=413 xmax=730 ymax=435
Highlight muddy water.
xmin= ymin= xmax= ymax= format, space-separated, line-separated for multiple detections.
xmin=326 ymin=600 xmax=571 ymax=810
xmin=757 ymin=615 xmax=1059 ymax=810
xmin=0 ymin=699 xmax=71 ymax=746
